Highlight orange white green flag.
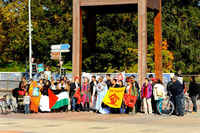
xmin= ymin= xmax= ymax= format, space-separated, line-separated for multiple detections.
xmin=103 ymin=87 xmax=125 ymax=108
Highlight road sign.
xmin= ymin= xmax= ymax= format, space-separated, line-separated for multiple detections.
xmin=61 ymin=44 xmax=70 ymax=50
xmin=60 ymin=49 xmax=70 ymax=53
xmin=51 ymin=49 xmax=61 ymax=52
xmin=50 ymin=52 xmax=60 ymax=60
xmin=51 ymin=45 xmax=60 ymax=50
xmin=51 ymin=44 xmax=70 ymax=50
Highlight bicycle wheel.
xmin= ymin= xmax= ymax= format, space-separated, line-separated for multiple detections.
xmin=184 ymin=97 xmax=191 ymax=113
xmin=158 ymin=99 xmax=174 ymax=116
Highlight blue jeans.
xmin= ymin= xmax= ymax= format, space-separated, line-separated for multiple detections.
xmin=71 ymin=97 xmax=77 ymax=110
xmin=176 ymin=93 xmax=185 ymax=116
xmin=24 ymin=104 xmax=30 ymax=114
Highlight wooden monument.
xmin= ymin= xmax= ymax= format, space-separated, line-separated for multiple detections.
xmin=72 ymin=0 xmax=162 ymax=86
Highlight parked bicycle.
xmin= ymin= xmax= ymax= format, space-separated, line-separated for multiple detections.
xmin=0 ymin=94 xmax=17 ymax=114
xmin=157 ymin=94 xmax=175 ymax=116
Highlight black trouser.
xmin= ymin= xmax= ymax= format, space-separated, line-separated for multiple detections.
xmin=83 ymin=102 xmax=90 ymax=111
xmin=170 ymin=95 xmax=176 ymax=115
xmin=151 ymin=96 xmax=157 ymax=113
xmin=191 ymin=96 xmax=197 ymax=112
xmin=135 ymin=99 xmax=142 ymax=113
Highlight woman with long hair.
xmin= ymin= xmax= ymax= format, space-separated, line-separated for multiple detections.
xmin=141 ymin=78 xmax=152 ymax=114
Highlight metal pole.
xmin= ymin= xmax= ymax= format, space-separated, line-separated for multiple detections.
xmin=28 ymin=0 xmax=32 ymax=79
xmin=60 ymin=52 xmax=62 ymax=76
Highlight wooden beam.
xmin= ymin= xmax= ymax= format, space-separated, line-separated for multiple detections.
xmin=72 ymin=0 xmax=82 ymax=80
xmin=80 ymin=0 xmax=138 ymax=6
xmin=147 ymin=0 xmax=161 ymax=10
xmin=138 ymin=0 xmax=147 ymax=87
xmin=154 ymin=0 xmax=162 ymax=80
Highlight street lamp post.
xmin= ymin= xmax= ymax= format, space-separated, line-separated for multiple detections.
xmin=28 ymin=0 xmax=32 ymax=79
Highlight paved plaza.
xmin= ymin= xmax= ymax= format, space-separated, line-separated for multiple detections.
xmin=0 ymin=112 xmax=200 ymax=133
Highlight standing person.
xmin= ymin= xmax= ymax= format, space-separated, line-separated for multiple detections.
xmin=50 ymin=79 xmax=56 ymax=90
xmin=124 ymin=76 xmax=138 ymax=114
xmin=172 ymin=76 xmax=184 ymax=116
xmin=141 ymin=78 xmax=153 ymax=114
xmin=23 ymin=92 xmax=30 ymax=114
xmin=118 ymin=80 xmax=124 ymax=87
xmin=81 ymin=77 xmax=90 ymax=111
xmin=90 ymin=76 xmax=98 ymax=111
xmin=58 ymin=79 xmax=70 ymax=112
xmin=96 ymin=76 xmax=108 ymax=112
xmin=130 ymin=75 xmax=141 ymax=113
xmin=188 ymin=76 xmax=199 ymax=112
xmin=70 ymin=76 xmax=81 ymax=112
xmin=105 ymin=74 xmax=112 ymax=89
xmin=29 ymin=81 xmax=41 ymax=113
xmin=149 ymin=74 xmax=157 ymax=113
xmin=153 ymin=79 xmax=166 ymax=114
xmin=40 ymin=80 xmax=51 ymax=112
xmin=111 ymin=79 xmax=120 ymax=88
xmin=167 ymin=77 xmax=176 ymax=114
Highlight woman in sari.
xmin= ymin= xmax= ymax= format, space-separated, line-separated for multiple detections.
xmin=29 ymin=81 xmax=41 ymax=113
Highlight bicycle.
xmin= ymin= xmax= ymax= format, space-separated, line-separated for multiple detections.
xmin=0 ymin=94 xmax=17 ymax=114
xmin=157 ymin=94 xmax=175 ymax=116
xmin=184 ymin=93 xmax=193 ymax=113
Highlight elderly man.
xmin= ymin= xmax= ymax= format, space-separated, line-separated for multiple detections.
xmin=172 ymin=76 xmax=185 ymax=116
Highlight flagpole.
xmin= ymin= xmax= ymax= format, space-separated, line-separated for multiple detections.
xmin=28 ymin=0 xmax=32 ymax=79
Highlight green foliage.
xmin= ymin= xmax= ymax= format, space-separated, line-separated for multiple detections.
xmin=0 ymin=0 xmax=199 ymax=74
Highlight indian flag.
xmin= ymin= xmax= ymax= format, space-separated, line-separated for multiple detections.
xmin=48 ymin=90 xmax=69 ymax=109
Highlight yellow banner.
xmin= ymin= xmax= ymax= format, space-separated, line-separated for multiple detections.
xmin=103 ymin=87 xmax=125 ymax=108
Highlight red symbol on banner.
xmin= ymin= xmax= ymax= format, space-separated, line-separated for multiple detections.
xmin=109 ymin=93 xmax=120 ymax=105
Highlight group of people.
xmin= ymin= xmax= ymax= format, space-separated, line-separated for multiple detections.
xmin=15 ymin=72 xmax=199 ymax=116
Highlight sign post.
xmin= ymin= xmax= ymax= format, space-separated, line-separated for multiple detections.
xmin=50 ymin=44 xmax=70 ymax=74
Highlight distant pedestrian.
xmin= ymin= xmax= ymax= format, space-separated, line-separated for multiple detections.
xmin=188 ymin=76 xmax=199 ymax=112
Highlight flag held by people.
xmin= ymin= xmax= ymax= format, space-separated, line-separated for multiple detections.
xmin=103 ymin=87 xmax=125 ymax=108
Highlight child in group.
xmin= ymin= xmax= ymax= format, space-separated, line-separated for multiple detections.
xmin=24 ymin=92 xmax=30 ymax=114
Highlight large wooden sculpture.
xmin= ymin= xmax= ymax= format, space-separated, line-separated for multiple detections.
xmin=72 ymin=0 xmax=162 ymax=86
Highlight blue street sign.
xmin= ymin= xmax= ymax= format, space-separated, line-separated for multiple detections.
xmin=61 ymin=44 xmax=70 ymax=50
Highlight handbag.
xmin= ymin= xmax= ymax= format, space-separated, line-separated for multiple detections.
xmin=124 ymin=86 xmax=137 ymax=108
